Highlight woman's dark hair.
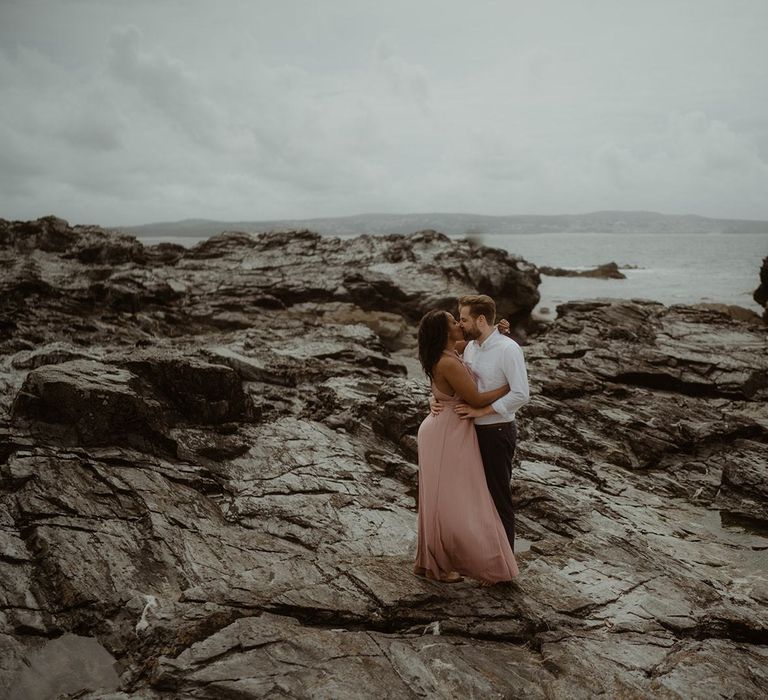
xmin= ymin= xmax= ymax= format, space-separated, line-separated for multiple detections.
xmin=418 ymin=310 xmax=449 ymax=381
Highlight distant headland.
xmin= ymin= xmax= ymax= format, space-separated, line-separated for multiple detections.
xmin=115 ymin=210 xmax=768 ymax=238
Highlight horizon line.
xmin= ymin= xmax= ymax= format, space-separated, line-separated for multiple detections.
xmin=109 ymin=208 xmax=768 ymax=229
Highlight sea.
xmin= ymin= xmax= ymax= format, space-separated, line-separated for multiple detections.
xmin=479 ymin=232 xmax=768 ymax=318
xmin=138 ymin=232 xmax=768 ymax=317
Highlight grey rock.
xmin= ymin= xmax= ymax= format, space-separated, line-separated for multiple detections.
xmin=0 ymin=219 xmax=766 ymax=698
xmin=9 ymin=352 xmax=256 ymax=456
xmin=714 ymin=439 xmax=768 ymax=521
xmin=5 ymin=633 xmax=120 ymax=700
xmin=10 ymin=342 xmax=98 ymax=371
xmin=10 ymin=360 xmax=172 ymax=451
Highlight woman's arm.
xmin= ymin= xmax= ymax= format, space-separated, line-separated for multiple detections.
xmin=437 ymin=357 xmax=509 ymax=408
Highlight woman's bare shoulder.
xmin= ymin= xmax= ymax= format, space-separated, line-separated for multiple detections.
xmin=434 ymin=353 xmax=462 ymax=373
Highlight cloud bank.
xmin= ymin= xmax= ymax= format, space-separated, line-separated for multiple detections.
xmin=1 ymin=0 xmax=767 ymax=224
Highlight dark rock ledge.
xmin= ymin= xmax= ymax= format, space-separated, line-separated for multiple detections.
xmin=0 ymin=216 xmax=766 ymax=698
xmin=539 ymin=261 xmax=627 ymax=279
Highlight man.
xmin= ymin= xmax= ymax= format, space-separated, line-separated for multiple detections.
xmin=452 ymin=294 xmax=530 ymax=551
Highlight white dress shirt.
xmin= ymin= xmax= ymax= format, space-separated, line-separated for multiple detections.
xmin=463 ymin=329 xmax=530 ymax=425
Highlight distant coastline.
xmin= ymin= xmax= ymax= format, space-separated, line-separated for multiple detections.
xmin=114 ymin=210 xmax=768 ymax=239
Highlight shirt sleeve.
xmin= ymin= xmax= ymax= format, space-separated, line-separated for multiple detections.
xmin=490 ymin=343 xmax=530 ymax=419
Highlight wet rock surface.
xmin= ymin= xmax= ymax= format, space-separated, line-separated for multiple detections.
xmin=0 ymin=216 xmax=766 ymax=698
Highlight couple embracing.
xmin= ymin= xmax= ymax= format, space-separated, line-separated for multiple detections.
xmin=414 ymin=294 xmax=530 ymax=586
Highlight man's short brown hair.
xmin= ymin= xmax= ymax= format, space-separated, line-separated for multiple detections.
xmin=458 ymin=294 xmax=496 ymax=324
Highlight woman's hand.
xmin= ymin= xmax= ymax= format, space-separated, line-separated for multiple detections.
xmin=497 ymin=319 xmax=510 ymax=335
xmin=429 ymin=397 xmax=444 ymax=416
xmin=454 ymin=403 xmax=490 ymax=420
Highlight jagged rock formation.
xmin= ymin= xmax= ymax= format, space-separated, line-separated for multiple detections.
xmin=0 ymin=217 xmax=766 ymax=698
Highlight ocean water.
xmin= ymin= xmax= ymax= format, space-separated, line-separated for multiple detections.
xmin=474 ymin=232 xmax=768 ymax=316
xmin=138 ymin=232 xmax=768 ymax=315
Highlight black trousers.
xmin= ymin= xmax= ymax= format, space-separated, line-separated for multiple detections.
xmin=475 ymin=421 xmax=517 ymax=551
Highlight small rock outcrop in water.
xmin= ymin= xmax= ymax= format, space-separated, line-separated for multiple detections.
xmin=0 ymin=217 xmax=767 ymax=698
xmin=539 ymin=261 xmax=626 ymax=278
xmin=755 ymin=255 xmax=768 ymax=321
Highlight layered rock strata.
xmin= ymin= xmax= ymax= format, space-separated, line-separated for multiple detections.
xmin=0 ymin=217 xmax=766 ymax=698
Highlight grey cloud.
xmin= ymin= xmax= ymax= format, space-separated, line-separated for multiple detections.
xmin=108 ymin=26 xmax=220 ymax=147
xmin=55 ymin=120 xmax=122 ymax=152
xmin=373 ymin=39 xmax=431 ymax=107
xmin=0 ymin=1 xmax=767 ymax=224
xmin=666 ymin=112 xmax=768 ymax=175
xmin=53 ymin=93 xmax=124 ymax=152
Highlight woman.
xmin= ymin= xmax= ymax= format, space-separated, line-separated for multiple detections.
xmin=414 ymin=309 xmax=519 ymax=585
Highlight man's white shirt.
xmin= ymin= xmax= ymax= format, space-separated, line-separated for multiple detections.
xmin=463 ymin=329 xmax=530 ymax=425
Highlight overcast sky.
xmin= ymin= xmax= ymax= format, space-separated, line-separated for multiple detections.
xmin=1 ymin=0 xmax=767 ymax=225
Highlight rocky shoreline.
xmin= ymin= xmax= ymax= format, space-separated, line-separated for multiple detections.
xmin=1 ymin=217 xmax=767 ymax=698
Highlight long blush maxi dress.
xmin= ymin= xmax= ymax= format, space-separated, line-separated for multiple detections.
xmin=415 ymin=355 xmax=519 ymax=583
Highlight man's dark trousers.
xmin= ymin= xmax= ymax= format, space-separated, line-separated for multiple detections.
xmin=475 ymin=421 xmax=517 ymax=551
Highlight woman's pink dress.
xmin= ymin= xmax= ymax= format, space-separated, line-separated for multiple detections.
xmin=415 ymin=356 xmax=519 ymax=583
